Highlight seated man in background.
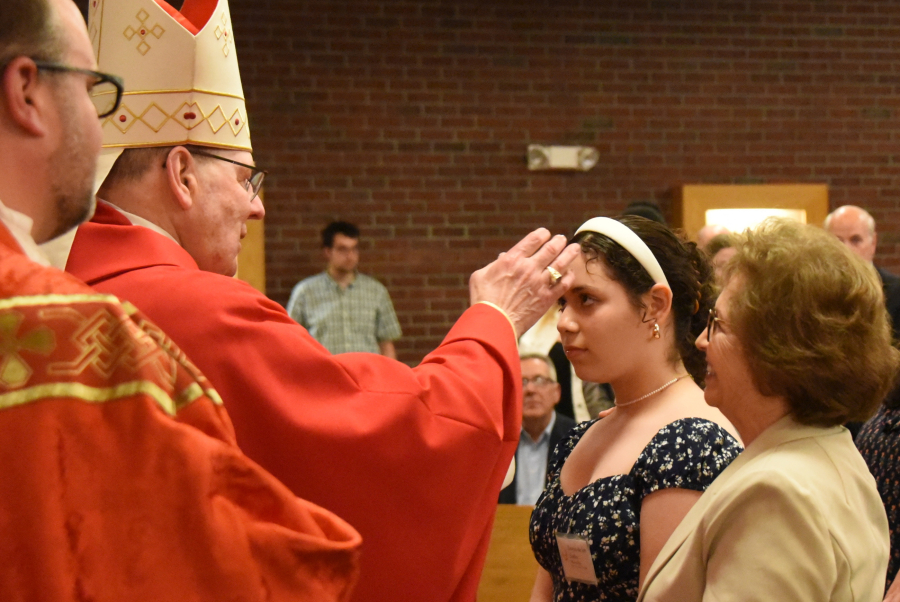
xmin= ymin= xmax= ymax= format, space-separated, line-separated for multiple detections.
xmin=52 ymin=1 xmax=580 ymax=600
xmin=0 ymin=0 xmax=360 ymax=600
xmin=500 ymin=354 xmax=576 ymax=505
xmin=287 ymin=221 xmax=402 ymax=358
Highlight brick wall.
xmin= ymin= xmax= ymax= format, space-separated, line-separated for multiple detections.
xmin=78 ymin=0 xmax=900 ymax=364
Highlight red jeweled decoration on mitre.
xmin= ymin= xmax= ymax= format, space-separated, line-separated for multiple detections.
xmin=89 ymin=0 xmax=251 ymax=190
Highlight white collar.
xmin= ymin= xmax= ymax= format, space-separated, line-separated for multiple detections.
xmin=0 ymin=198 xmax=50 ymax=266
xmin=40 ymin=200 xmax=180 ymax=270
xmin=113 ymin=205 xmax=179 ymax=244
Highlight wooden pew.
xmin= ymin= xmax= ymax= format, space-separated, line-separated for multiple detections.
xmin=477 ymin=505 xmax=540 ymax=601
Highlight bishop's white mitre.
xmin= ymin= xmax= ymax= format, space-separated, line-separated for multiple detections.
xmin=88 ymin=0 xmax=251 ymax=188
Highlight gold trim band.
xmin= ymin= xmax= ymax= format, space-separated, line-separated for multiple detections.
xmin=0 ymin=293 xmax=122 ymax=312
xmin=102 ymin=141 xmax=252 ymax=151
xmin=0 ymin=380 xmax=177 ymax=415
xmin=122 ymin=88 xmax=246 ymax=101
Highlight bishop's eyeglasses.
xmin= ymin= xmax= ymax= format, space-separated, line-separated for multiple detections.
xmin=189 ymin=148 xmax=268 ymax=201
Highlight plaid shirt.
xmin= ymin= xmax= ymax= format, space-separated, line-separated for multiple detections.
xmin=286 ymin=271 xmax=401 ymax=355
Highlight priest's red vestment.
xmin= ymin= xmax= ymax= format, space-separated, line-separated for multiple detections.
xmin=66 ymin=202 xmax=522 ymax=602
xmin=0 ymin=221 xmax=360 ymax=601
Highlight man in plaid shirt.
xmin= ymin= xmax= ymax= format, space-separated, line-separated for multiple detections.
xmin=287 ymin=221 xmax=402 ymax=358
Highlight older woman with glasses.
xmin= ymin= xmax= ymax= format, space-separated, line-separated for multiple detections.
xmin=638 ymin=218 xmax=899 ymax=602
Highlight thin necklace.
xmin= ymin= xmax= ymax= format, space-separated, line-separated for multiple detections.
xmin=615 ymin=374 xmax=690 ymax=409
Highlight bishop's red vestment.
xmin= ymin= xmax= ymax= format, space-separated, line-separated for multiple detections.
xmin=0 ymin=220 xmax=360 ymax=601
xmin=65 ymin=202 xmax=522 ymax=602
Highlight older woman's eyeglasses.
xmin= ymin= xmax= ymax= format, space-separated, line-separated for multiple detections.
xmin=706 ymin=308 xmax=726 ymax=342
xmin=522 ymin=376 xmax=555 ymax=387
xmin=32 ymin=61 xmax=124 ymax=118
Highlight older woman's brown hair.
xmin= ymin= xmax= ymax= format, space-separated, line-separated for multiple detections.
xmin=720 ymin=218 xmax=900 ymax=427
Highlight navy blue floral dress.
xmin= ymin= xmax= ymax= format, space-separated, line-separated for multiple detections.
xmin=530 ymin=418 xmax=742 ymax=601
xmin=856 ymin=404 xmax=900 ymax=595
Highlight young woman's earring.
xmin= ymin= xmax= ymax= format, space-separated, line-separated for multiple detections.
xmin=653 ymin=323 xmax=661 ymax=339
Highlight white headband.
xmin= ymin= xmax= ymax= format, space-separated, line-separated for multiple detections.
xmin=574 ymin=217 xmax=670 ymax=288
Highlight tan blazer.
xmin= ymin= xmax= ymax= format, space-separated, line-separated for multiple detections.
xmin=638 ymin=415 xmax=889 ymax=602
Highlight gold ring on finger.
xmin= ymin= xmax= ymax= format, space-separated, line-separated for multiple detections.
xmin=546 ymin=265 xmax=562 ymax=286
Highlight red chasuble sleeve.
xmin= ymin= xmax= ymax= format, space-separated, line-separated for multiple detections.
xmin=0 ymin=233 xmax=360 ymax=601
xmin=67 ymin=203 xmax=523 ymax=602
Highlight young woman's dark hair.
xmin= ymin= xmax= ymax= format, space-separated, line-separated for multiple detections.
xmin=572 ymin=215 xmax=715 ymax=385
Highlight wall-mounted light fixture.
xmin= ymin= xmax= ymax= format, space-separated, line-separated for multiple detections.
xmin=527 ymin=144 xmax=600 ymax=172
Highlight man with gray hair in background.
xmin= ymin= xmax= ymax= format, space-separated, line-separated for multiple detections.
xmin=499 ymin=354 xmax=576 ymax=505
xmin=824 ymin=205 xmax=900 ymax=338
xmin=825 ymin=205 xmax=900 ymax=444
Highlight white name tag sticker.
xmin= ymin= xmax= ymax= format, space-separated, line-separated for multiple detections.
xmin=555 ymin=531 xmax=599 ymax=585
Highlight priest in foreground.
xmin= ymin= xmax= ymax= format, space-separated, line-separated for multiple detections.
xmin=52 ymin=1 xmax=580 ymax=601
